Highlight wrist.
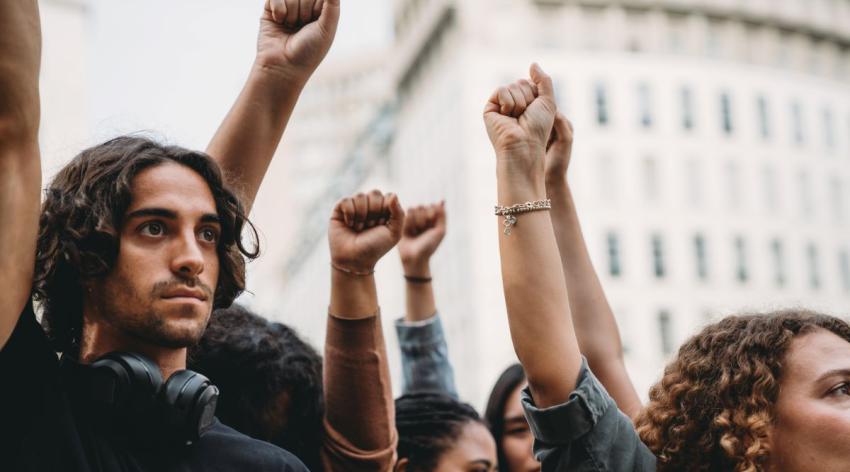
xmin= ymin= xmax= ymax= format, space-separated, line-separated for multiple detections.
xmin=330 ymin=256 xmax=377 ymax=275
xmin=251 ymin=58 xmax=311 ymax=89
xmin=402 ymin=259 xmax=432 ymax=278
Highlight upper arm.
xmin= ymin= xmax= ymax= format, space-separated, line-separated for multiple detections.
xmin=0 ymin=140 xmax=41 ymax=349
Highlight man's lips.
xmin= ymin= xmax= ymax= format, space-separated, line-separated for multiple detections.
xmin=161 ymin=288 xmax=208 ymax=301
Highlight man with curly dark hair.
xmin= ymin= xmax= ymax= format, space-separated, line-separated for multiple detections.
xmin=0 ymin=1 xmax=340 ymax=471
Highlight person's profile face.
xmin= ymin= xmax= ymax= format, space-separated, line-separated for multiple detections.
xmin=432 ymin=421 xmax=497 ymax=472
xmin=87 ymin=161 xmax=221 ymax=348
xmin=500 ymin=382 xmax=539 ymax=472
xmin=768 ymin=329 xmax=850 ymax=472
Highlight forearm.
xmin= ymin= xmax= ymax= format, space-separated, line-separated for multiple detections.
xmin=323 ymin=271 xmax=397 ymax=469
xmin=396 ymin=314 xmax=458 ymax=397
xmin=497 ymin=166 xmax=581 ymax=408
xmin=206 ymin=63 xmax=307 ymax=212
xmin=402 ymin=260 xmax=436 ymax=322
xmin=547 ymin=176 xmax=642 ymax=416
xmin=0 ymin=0 xmax=41 ymax=137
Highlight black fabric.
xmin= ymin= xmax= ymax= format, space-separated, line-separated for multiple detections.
xmin=0 ymin=302 xmax=309 ymax=472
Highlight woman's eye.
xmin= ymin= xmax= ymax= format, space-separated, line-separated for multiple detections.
xmin=140 ymin=222 xmax=165 ymax=237
xmin=830 ymin=383 xmax=850 ymax=396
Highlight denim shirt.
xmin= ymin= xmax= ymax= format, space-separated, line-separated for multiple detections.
xmin=521 ymin=359 xmax=656 ymax=472
xmin=394 ymin=313 xmax=458 ymax=398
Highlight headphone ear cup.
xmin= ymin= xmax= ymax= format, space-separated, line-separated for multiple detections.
xmin=160 ymin=370 xmax=219 ymax=444
xmin=90 ymin=352 xmax=163 ymax=416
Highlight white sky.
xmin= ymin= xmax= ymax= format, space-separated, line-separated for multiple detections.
xmin=86 ymin=0 xmax=392 ymax=150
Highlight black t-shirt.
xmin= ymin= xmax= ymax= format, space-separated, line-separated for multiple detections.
xmin=0 ymin=303 xmax=309 ymax=472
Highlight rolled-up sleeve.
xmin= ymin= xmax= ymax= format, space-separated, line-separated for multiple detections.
xmin=395 ymin=313 xmax=458 ymax=398
xmin=521 ymin=359 xmax=656 ymax=472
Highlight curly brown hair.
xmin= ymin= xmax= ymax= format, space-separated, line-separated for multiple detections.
xmin=634 ymin=310 xmax=850 ymax=472
xmin=31 ymin=136 xmax=259 ymax=354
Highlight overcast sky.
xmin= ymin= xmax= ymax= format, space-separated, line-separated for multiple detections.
xmin=86 ymin=0 xmax=392 ymax=149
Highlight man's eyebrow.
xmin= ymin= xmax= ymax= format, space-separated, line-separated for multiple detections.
xmin=125 ymin=208 xmax=177 ymax=220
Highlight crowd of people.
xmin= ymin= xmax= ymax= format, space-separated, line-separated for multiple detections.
xmin=2 ymin=1 xmax=850 ymax=471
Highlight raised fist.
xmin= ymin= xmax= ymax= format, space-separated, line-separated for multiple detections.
xmin=398 ymin=201 xmax=446 ymax=272
xmin=257 ymin=0 xmax=340 ymax=80
xmin=483 ymin=64 xmax=557 ymax=173
xmin=328 ymin=190 xmax=405 ymax=273
xmin=544 ymin=112 xmax=574 ymax=181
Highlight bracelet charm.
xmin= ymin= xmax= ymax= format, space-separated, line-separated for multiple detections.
xmin=494 ymin=199 xmax=551 ymax=236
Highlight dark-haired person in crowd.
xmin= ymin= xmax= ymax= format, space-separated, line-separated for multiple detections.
xmin=395 ymin=201 xmax=458 ymax=397
xmin=485 ymin=65 xmax=850 ymax=472
xmin=0 ymin=1 xmax=340 ymax=470
xmin=189 ymin=305 xmax=324 ymax=470
xmin=394 ymin=393 xmax=496 ymax=472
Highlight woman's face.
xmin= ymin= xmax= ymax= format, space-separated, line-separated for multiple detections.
xmin=500 ymin=383 xmax=540 ymax=472
xmin=768 ymin=329 xmax=850 ymax=471
xmin=432 ymin=421 xmax=497 ymax=472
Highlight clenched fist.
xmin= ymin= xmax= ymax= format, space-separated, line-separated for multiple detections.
xmin=257 ymin=0 xmax=340 ymax=81
xmin=328 ymin=190 xmax=405 ymax=274
xmin=484 ymin=63 xmax=557 ymax=181
xmin=398 ymin=201 xmax=446 ymax=275
xmin=544 ymin=112 xmax=574 ymax=183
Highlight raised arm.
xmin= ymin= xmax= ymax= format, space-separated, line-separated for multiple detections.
xmin=0 ymin=0 xmax=42 ymax=349
xmin=207 ymin=0 xmax=340 ymax=212
xmin=322 ymin=190 xmax=402 ymax=471
xmin=395 ymin=202 xmax=457 ymax=397
xmin=483 ymin=65 xmax=581 ymax=408
xmin=544 ymin=114 xmax=642 ymax=418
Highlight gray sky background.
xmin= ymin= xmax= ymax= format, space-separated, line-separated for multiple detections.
xmin=87 ymin=0 xmax=391 ymax=149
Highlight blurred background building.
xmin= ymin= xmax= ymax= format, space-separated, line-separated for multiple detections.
xmin=38 ymin=0 xmax=850 ymax=408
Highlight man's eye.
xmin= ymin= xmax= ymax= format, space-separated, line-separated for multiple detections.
xmin=140 ymin=222 xmax=165 ymax=237
xmin=199 ymin=228 xmax=219 ymax=243
xmin=830 ymin=383 xmax=850 ymax=396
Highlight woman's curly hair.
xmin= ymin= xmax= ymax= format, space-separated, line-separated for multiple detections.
xmin=634 ymin=310 xmax=850 ymax=472
xmin=31 ymin=136 xmax=258 ymax=354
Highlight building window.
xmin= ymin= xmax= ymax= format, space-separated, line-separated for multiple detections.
xmin=681 ymin=86 xmax=695 ymax=130
xmin=720 ymin=92 xmax=733 ymax=135
xmin=840 ymin=249 xmax=850 ymax=293
xmin=637 ymin=82 xmax=652 ymax=128
xmin=726 ymin=162 xmax=741 ymax=209
xmin=595 ymin=83 xmax=609 ymax=126
xmin=694 ymin=233 xmax=709 ymax=281
xmin=830 ymin=177 xmax=844 ymax=222
xmin=658 ymin=310 xmax=673 ymax=356
xmin=607 ymin=232 xmax=622 ymax=277
xmin=791 ymin=101 xmax=804 ymax=145
xmin=823 ymin=108 xmax=836 ymax=149
xmin=771 ymin=238 xmax=786 ymax=287
xmin=762 ymin=165 xmax=778 ymax=212
xmin=652 ymin=234 xmax=666 ymax=278
xmin=734 ymin=236 xmax=749 ymax=283
xmin=685 ymin=159 xmax=702 ymax=207
xmin=798 ymin=171 xmax=814 ymax=218
xmin=757 ymin=95 xmax=770 ymax=139
xmin=807 ymin=243 xmax=821 ymax=290
xmin=643 ymin=157 xmax=659 ymax=201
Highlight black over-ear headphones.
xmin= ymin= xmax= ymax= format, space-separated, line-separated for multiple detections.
xmin=70 ymin=352 xmax=219 ymax=446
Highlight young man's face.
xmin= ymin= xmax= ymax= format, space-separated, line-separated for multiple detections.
xmin=87 ymin=162 xmax=221 ymax=348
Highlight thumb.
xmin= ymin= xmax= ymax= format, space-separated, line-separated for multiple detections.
xmin=530 ymin=63 xmax=555 ymax=103
xmin=386 ymin=193 xmax=405 ymax=239
xmin=318 ymin=0 xmax=341 ymax=37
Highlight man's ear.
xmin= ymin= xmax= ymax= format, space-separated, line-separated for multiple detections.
xmin=393 ymin=457 xmax=409 ymax=472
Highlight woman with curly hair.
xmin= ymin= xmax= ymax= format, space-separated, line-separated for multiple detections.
xmin=484 ymin=65 xmax=850 ymax=472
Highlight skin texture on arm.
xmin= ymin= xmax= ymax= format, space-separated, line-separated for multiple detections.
xmin=323 ymin=190 xmax=402 ymax=471
xmin=0 ymin=0 xmax=42 ymax=349
xmin=483 ymin=65 xmax=582 ymax=408
xmin=397 ymin=202 xmax=446 ymax=322
xmin=544 ymin=114 xmax=642 ymax=418
xmin=206 ymin=0 xmax=340 ymax=212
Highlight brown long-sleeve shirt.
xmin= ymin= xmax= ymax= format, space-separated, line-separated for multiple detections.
xmin=321 ymin=311 xmax=397 ymax=472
